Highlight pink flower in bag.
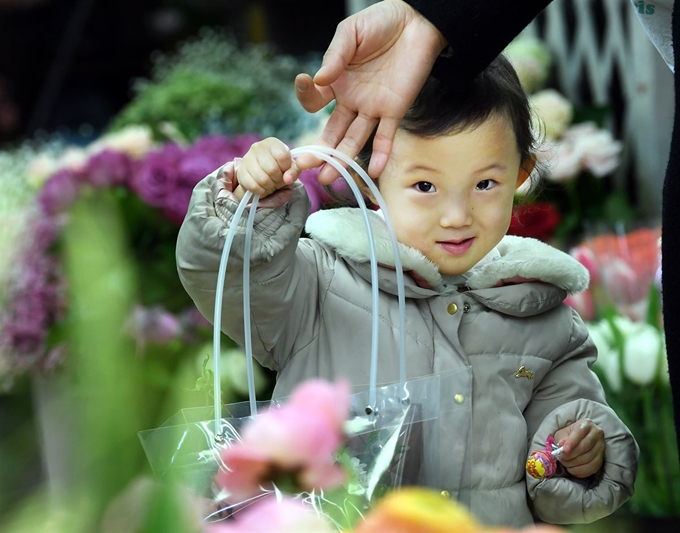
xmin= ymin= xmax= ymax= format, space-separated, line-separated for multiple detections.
xmin=205 ymin=497 xmax=334 ymax=533
xmin=215 ymin=379 xmax=350 ymax=501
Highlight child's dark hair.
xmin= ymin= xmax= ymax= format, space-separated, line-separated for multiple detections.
xmin=357 ymin=53 xmax=536 ymax=176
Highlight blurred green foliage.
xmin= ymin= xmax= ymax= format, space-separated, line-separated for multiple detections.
xmin=110 ymin=28 xmax=323 ymax=144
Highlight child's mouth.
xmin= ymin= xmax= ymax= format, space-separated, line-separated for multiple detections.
xmin=437 ymin=238 xmax=474 ymax=255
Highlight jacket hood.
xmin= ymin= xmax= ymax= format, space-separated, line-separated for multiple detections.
xmin=305 ymin=207 xmax=589 ymax=295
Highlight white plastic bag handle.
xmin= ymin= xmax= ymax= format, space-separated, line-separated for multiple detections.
xmin=212 ymin=146 xmax=406 ymax=441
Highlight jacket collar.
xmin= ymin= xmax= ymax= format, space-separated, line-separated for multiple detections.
xmin=305 ymin=207 xmax=589 ymax=296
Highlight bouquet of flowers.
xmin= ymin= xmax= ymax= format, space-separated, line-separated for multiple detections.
xmin=587 ymin=310 xmax=679 ymax=516
xmin=123 ymin=378 xmax=567 ymax=533
xmin=504 ymin=37 xmax=629 ymax=245
xmin=0 ymin=126 xmax=265 ymax=396
xmin=566 ymin=226 xmax=661 ymax=323
xmin=565 ymin=225 xmax=679 ymax=517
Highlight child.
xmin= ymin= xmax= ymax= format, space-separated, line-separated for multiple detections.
xmin=175 ymin=55 xmax=638 ymax=528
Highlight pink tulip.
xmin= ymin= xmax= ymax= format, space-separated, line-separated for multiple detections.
xmin=569 ymin=245 xmax=600 ymax=285
xmin=601 ymin=258 xmax=643 ymax=304
xmin=215 ymin=379 xmax=350 ymax=502
xmin=205 ymin=497 xmax=334 ymax=533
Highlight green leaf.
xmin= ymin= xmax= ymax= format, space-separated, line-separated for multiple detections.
xmin=646 ymin=283 xmax=662 ymax=329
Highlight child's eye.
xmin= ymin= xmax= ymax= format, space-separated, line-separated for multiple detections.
xmin=476 ymin=179 xmax=497 ymax=191
xmin=414 ymin=181 xmax=436 ymax=193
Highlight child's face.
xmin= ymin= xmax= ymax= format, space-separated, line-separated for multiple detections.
xmin=377 ymin=114 xmax=524 ymax=277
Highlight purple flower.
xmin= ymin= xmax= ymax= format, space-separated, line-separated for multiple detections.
xmin=0 ymin=252 xmax=66 ymax=370
xmin=131 ymin=144 xmax=183 ymax=207
xmin=38 ymin=169 xmax=81 ymax=215
xmin=161 ymin=185 xmax=194 ymax=226
xmin=20 ymin=207 xmax=63 ymax=252
xmin=83 ymin=149 xmax=133 ymax=188
xmin=178 ymin=134 xmax=260 ymax=187
xmin=178 ymin=306 xmax=211 ymax=331
xmin=298 ymin=168 xmax=353 ymax=213
xmin=126 ymin=305 xmax=183 ymax=346
xmin=188 ymin=133 xmax=258 ymax=166
xmin=177 ymin=154 xmax=218 ymax=188
xmin=188 ymin=135 xmax=234 ymax=161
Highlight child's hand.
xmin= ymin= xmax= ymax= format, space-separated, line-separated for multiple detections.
xmin=234 ymin=138 xmax=301 ymax=200
xmin=553 ymin=418 xmax=605 ymax=478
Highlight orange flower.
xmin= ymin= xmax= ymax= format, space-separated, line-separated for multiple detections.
xmin=353 ymin=487 xmax=568 ymax=533
xmin=352 ymin=488 xmax=481 ymax=533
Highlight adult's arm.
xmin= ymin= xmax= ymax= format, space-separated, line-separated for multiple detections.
xmin=404 ymin=0 xmax=552 ymax=82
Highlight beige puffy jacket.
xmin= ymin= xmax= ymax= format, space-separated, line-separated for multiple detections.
xmin=176 ymin=170 xmax=638 ymax=528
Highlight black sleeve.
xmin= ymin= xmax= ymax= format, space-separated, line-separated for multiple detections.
xmin=403 ymin=0 xmax=553 ymax=83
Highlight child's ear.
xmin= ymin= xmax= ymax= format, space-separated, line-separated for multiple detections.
xmin=516 ymin=155 xmax=537 ymax=189
xmin=356 ymin=173 xmax=378 ymax=204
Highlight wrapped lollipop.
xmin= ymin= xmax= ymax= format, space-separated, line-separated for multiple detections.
xmin=526 ymin=436 xmax=563 ymax=479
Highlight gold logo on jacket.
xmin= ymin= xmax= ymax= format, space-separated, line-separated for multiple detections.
xmin=515 ymin=366 xmax=534 ymax=380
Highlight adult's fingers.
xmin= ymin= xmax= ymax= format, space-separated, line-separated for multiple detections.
xmin=295 ymin=73 xmax=335 ymax=114
xmin=293 ymin=105 xmax=353 ymax=172
xmin=367 ymin=116 xmax=399 ymax=178
xmin=316 ymin=112 xmax=377 ymax=185
xmin=312 ymin=106 xmax=359 ymax=184
xmin=323 ymin=112 xmax=377 ymax=178
xmin=313 ymin=18 xmax=358 ymax=86
xmin=293 ymin=151 xmax=325 ymax=172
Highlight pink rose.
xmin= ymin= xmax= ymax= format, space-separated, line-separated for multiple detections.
xmin=538 ymin=140 xmax=582 ymax=182
xmin=564 ymin=122 xmax=622 ymax=177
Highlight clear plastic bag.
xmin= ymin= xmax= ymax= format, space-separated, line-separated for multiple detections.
xmin=138 ymin=146 xmax=469 ymax=523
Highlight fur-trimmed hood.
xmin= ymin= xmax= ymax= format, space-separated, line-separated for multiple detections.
xmin=305 ymin=207 xmax=589 ymax=295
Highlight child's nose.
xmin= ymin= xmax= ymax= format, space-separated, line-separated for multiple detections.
xmin=440 ymin=198 xmax=472 ymax=227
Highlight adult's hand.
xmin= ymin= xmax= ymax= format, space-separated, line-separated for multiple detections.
xmin=295 ymin=0 xmax=447 ymax=183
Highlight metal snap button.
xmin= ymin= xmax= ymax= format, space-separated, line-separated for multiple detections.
xmin=447 ymin=302 xmax=458 ymax=315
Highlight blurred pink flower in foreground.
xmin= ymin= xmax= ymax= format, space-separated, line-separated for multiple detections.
xmin=215 ymin=379 xmax=350 ymax=502
xmin=205 ymin=497 xmax=334 ymax=533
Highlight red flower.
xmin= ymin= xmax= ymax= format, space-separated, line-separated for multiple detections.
xmin=508 ymin=202 xmax=561 ymax=242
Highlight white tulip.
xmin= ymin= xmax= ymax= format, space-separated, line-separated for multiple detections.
xmin=589 ymin=322 xmax=622 ymax=392
xmin=612 ymin=315 xmax=637 ymax=337
xmin=622 ymin=323 xmax=662 ymax=386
